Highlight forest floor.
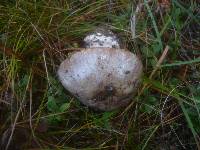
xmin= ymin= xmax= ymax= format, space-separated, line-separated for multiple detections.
xmin=0 ymin=0 xmax=200 ymax=149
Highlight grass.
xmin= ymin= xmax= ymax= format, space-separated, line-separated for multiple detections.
xmin=0 ymin=0 xmax=200 ymax=149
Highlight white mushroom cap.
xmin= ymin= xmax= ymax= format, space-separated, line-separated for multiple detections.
xmin=84 ymin=28 xmax=120 ymax=49
xmin=58 ymin=48 xmax=143 ymax=111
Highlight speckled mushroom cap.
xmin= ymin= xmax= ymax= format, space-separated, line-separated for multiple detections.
xmin=84 ymin=27 xmax=121 ymax=49
xmin=58 ymin=47 xmax=143 ymax=111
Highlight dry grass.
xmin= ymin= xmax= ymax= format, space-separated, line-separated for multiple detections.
xmin=0 ymin=0 xmax=200 ymax=149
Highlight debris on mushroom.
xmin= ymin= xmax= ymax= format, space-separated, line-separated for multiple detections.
xmin=58 ymin=28 xmax=143 ymax=111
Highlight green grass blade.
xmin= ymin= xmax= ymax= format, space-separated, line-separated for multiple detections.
xmin=161 ymin=58 xmax=200 ymax=67
xmin=144 ymin=0 xmax=163 ymax=51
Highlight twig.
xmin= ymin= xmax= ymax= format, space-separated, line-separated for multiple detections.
xmin=43 ymin=49 xmax=50 ymax=87
xmin=5 ymin=74 xmax=31 ymax=150
xmin=130 ymin=0 xmax=152 ymax=39
xmin=139 ymin=45 xmax=169 ymax=95
xmin=0 ymin=99 xmax=10 ymax=105
xmin=149 ymin=45 xmax=169 ymax=79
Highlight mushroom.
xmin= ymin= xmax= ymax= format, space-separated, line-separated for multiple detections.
xmin=58 ymin=28 xmax=143 ymax=111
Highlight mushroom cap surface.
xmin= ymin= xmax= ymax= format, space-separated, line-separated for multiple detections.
xmin=84 ymin=28 xmax=120 ymax=49
xmin=58 ymin=48 xmax=142 ymax=111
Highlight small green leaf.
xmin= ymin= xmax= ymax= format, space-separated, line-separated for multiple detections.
xmin=151 ymin=43 xmax=161 ymax=54
xmin=47 ymin=115 xmax=62 ymax=125
xmin=148 ymin=96 xmax=157 ymax=104
xmin=59 ymin=103 xmax=70 ymax=112
xmin=47 ymin=96 xmax=59 ymax=112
